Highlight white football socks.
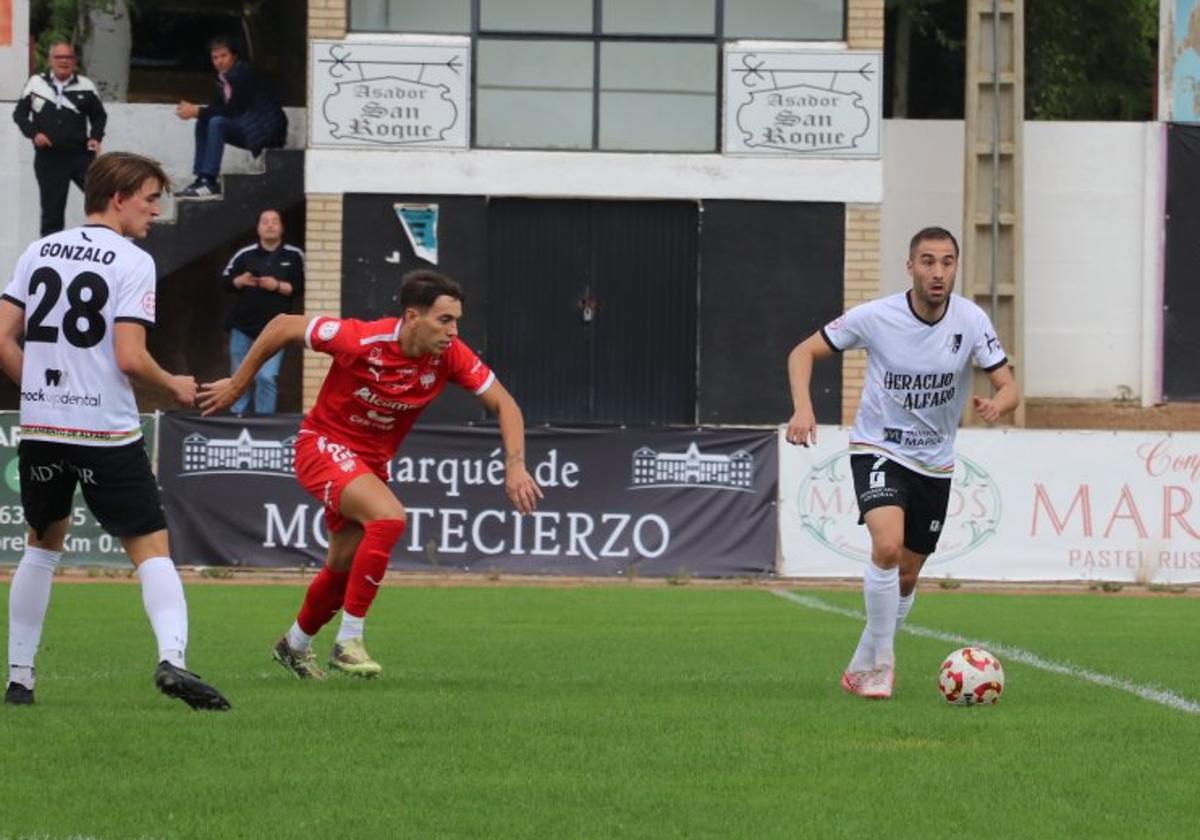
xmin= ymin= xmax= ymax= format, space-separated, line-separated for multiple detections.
xmin=7 ymin=546 xmax=62 ymax=688
xmin=896 ymin=591 xmax=916 ymax=631
xmin=848 ymin=626 xmax=876 ymax=673
xmin=849 ymin=587 xmax=917 ymax=671
xmin=863 ymin=563 xmax=900 ymax=668
xmin=136 ymin=557 xmax=188 ymax=669
xmin=286 ymin=622 xmax=313 ymax=653
xmin=336 ymin=611 xmax=365 ymax=643
xmin=849 ymin=584 xmax=918 ymax=673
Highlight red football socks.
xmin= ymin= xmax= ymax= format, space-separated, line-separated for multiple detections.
xmin=296 ymin=566 xmax=350 ymax=635
xmin=342 ymin=518 xmax=407 ymax=618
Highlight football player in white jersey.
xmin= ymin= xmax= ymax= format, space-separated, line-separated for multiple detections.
xmin=0 ymin=152 xmax=230 ymax=710
xmin=785 ymin=226 xmax=1019 ymax=700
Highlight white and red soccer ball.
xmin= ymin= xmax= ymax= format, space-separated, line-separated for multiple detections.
xmin=938 ymin=647 xmax=1005 ymax=705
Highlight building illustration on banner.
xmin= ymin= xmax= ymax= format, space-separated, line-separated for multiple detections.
xmin=310 ymin=40 xmax=469 ymax=148
xmin=181 ymin=429 xmax=297 ymax=476
xmin=724 ymin=48 xmax=880 ymax=157
xmin=631 ymin=443 xmax=753 ymax=490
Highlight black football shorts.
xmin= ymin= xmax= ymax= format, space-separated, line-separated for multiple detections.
xmin=850 ymin=453 xmax=952 ymax=556
xmin=19 ymin=438 xmax=168 ymax=539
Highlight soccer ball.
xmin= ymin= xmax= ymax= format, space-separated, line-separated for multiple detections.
xmin=937 ymin=646 xmax=1004 ymax=705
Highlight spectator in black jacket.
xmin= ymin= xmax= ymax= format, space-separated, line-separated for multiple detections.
xmin=175 ymin=35 xmax=287 ymax=199
xmin=11 ymin=41 xmax=107 ymax=236
xmin=222 ymin=208 xmax=305 ymax=413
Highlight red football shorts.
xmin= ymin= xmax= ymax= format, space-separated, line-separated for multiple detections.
xmin=293 ymin=431 xmax=388 ymax=532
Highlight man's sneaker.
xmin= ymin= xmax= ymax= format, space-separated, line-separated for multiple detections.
xmin=860 ymin=664 xmax=895 ymax=700
xmin=176 ymin=178 xmax=221 ymax=199
xmin=329 ymin=638 xmax=382 ymax=678
xmin=272 ymin=636 xmax=327 ymax=680
xmin=840 ymin=669 xmax=871 ymax=696
xmin=154 ymin=661 xmax=232 ymax=711
xmin=4 ymin=682 xmax=34 ymax=706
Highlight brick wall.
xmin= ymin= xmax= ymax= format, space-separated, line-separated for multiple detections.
xmin=302 ymin=195 xmax=342 ymax=407
xmin=842 ymin=205 xmax=881 ymax=424
xmin=846 ymin=0 xmax=884 ymax=50
xmin=308 ymin=0 xmax=347 ymax=40
xmin=845 ymin=2 xmax=883 ymax=422
xmin=304 ymin=2 xmax=346 ymax=407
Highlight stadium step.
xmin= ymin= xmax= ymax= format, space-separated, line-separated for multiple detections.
xmin=137 ymin=149 xmax=304 ymax=277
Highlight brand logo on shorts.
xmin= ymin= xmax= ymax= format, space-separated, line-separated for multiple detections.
xmin=883 ymin=427 xmax=903 ymax=444
xmin=317 ymin=320 xmax=341 ymax=341
xmin=793 ymin=449 xmax=1000 ymax=565
xmin=26 ymin=462 xmax=96 ymax=485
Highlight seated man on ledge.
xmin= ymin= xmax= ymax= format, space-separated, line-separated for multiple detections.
xmin=175 ymin=34 xmax=287 ymax=199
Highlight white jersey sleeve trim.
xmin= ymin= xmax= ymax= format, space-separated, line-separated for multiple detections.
xmin=222 ymin=244 xmax=257 ymax=275
xmin=473 ymin=371 xmax=496 ymax=395
xmin=303 ymin=316 xmax=322 ymax=350
xmin=360 ymin=321 xmax=403 ymax=345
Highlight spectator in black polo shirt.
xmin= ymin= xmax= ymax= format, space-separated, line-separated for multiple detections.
xmin=11 ymin=41 xmax=107 ymax=235
xmin=222 ymin=208 xmax=304 ymax=413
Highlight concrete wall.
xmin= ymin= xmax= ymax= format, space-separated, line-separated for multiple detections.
xmin=0 ymin=0 xmax=30 ymax=101
xmin=0 ymin=104 xmax=306 ymax=281
xmin=882 ymin=119 xmax=1162 ymax=404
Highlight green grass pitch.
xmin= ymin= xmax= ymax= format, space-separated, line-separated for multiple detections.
xmin=1 ymin=581 xmax=1197 ymax=839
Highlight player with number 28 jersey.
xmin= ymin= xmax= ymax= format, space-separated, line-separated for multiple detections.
xmin=3 ymin=224 xmax=156 ymax=445
xmin=0 ymin=152 xmax=229 ymax=711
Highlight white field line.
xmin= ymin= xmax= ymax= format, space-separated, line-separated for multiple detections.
xmin=771 ymin=589 xmax=1200 ymax=716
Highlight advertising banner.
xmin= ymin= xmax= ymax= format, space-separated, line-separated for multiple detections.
xmin=0 ymin=412 xmax=157 ymax=565
xmin=309 ymin=39 xmax=470 ymax=149
xmin=780 ymin=426 xmax=1200 ymax=583
xmin=159 ymin=416 xmax=777 ymax=577
xmin=723 ymin=47 xmax=881 ymax=157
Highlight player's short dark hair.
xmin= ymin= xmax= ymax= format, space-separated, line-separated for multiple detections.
xmin=207 ymin=34 xmax=238 ymax=55
xmin=399 ymin=270 xmax=463 ymax=311
xmin=909 ymin=226 xmax=959 ymax=258
xmin=83 ymin=152 xmax=169 ymax=215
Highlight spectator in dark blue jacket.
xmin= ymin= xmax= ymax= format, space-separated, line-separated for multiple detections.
xmin=174 ymin=35 xmax=286 ymax=199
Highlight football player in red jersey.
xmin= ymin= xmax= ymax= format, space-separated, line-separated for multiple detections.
xmin=199 ymin=270 xmax=542 ymax=678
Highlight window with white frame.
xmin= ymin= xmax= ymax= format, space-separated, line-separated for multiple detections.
xmin=348 ymin=0 xmax=845 ymax=151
